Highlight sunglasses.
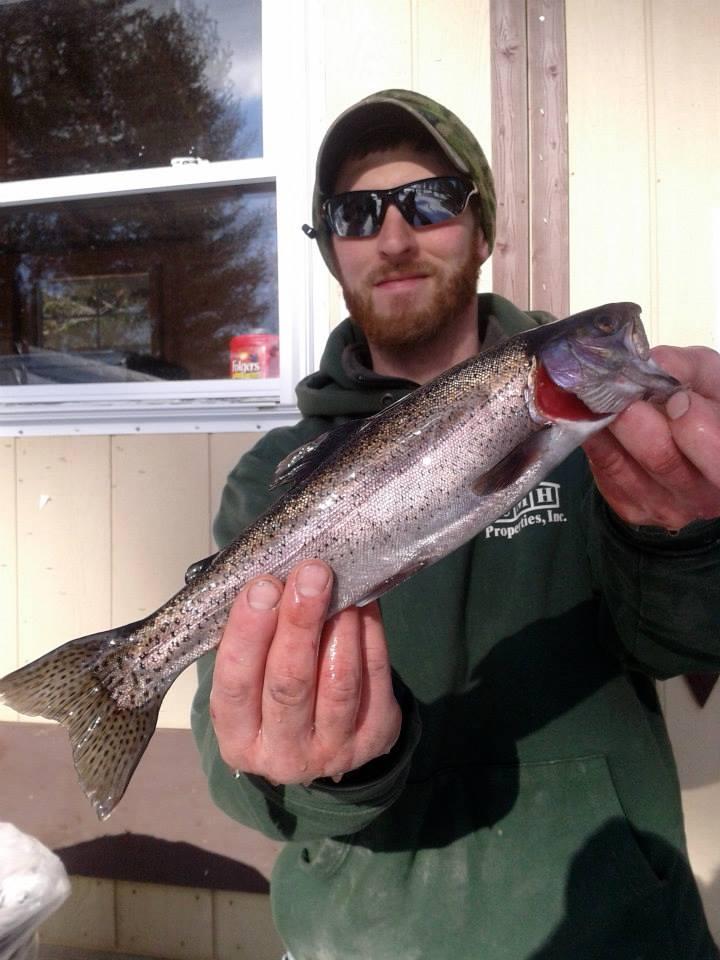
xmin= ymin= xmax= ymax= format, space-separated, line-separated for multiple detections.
xmin=322 ymin=176 xmax=478 ymax=238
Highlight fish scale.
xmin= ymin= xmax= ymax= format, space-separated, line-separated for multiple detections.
xmin=0 ymin=302 xmax=681 ymax=819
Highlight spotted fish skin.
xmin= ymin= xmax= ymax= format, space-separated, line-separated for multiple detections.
xmin=0 ymin=303 xmax=680 ymax=819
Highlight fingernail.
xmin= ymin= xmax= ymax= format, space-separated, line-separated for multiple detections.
xmin=247 ymin=578 xmax=281 ymax=610
xmin=296 ymin=561 xmax=331 ymax=598
xmin=667 ymin=390 xmax=690 ymax=420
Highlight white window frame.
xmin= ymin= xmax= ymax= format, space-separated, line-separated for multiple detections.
xmin=0 ymin=0 xmax=314 ymax=436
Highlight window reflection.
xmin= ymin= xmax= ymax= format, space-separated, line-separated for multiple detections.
xmin=0 ymin=0 xmax=262 ymax=182
xmin=0 ymin=185 xmax=278 ymax=383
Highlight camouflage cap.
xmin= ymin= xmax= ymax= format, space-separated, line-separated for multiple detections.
xmin=305 ymin=89 xmax=496 ymax=279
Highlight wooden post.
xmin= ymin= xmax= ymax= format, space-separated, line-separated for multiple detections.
xmin=527 ymin=0 xmax=569 ymax=318
xmin=491 ymin=0 xmax=530 ymax=309
xmin=491 ymin=0 xmax=569 ymax=318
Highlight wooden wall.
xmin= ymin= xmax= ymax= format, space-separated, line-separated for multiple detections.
xmin=567 ymin=0 xmax=719 ymax=345
xmin=568 ymin=0 xmax=720 ymax=932
xmin=1 ymin=0 xmax=718 ymax=953
xmin=0 ymin=433 xmax=257 ymax=729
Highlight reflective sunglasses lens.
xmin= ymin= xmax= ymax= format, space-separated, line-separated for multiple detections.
xmin=402 ymin=178 xmax=472 ymax=226
xmin=325 ymin=177 xmax=474 ymax=237
xmin=326 ymin=193 xmax=379 ymax=237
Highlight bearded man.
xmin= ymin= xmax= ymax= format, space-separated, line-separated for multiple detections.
xmin=192 ymin=90 xmax=720 ymax=960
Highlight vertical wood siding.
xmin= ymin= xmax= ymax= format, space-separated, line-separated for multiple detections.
xmin=111 ymin=434 xmax=211 ymax=728
xmin=492 ymin=0 xmax=569 ymax=317
xmin=567 ymin=0 xmax=655 ymax=326
xmin=490 ymin=0 xmax=530 ymax=307
xmin=1 ymin=432 xmax=260 ymax=730
xmin=527 ymin=0 xmax=569 ymax=316
xmin=567 ymin=0 xmax=720 ymax=935
xmin=311 ymin=0 xmax=493 ymax=333
xmin=16 ymin=437 xmax=112 ymax=668
xmin=40 ymin=877 xmax=284 ymax=960
xmin=650 ymin=0 xmax=720 ymax=347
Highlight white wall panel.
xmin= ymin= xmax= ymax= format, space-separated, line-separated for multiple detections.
xmin=566 ymin=0 xmax=654 ymax=328
xmin=320 ymin=0 xmax=413 ymax=120
xmin=116 ymin=881 xmax=213 ymax=960
xmin=209 ymin=432 xmax=260 ymax=545
xmin=663 ymin=677 xmax=720 ymax=940
xmin=415 ymin=0 xmax=494 ymax=293
xmin=568 ymin=0 xmax=720 ymax=934
xmin=111 ymin=434 xmax=211 ymax=728
xmin=16 ymin=437 xmax=111 ymax=666
xmin=650 ymin=0 xmax=720 ymax=346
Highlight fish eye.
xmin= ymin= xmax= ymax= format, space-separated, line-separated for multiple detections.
xmin=595 ymin=314 xmax=618 ymax=334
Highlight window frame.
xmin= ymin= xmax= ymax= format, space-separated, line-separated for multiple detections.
xmin=0 ymin=0 xmax=315 ymax=436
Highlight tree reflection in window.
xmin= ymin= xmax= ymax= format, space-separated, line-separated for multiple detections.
xmin=0 ymin=0 xmax=277 ymax=385
xmin=39 ymin=274 xmax=153 ymax=354
xmin=0 ymin=0 xmax=262 ymax=182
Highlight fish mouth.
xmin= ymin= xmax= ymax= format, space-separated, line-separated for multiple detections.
xmin=539 ymin=312 xmax=681 ymax=415
xmin=565 ymin=318 xmax=647 ymax=371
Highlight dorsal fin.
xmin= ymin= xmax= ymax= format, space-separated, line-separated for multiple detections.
xmin=184 ymin=552 xmax=219 ymax=584
xmin=269 ymin=418 xmax=370 ymax=491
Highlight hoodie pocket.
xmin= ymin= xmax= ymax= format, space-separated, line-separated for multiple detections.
xmin=274 ymin=755 xmax=681 ymax=959
xmin=515 ymin=755 xmax=665 ymax=895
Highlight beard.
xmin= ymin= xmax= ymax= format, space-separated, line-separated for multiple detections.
xmin=341 ymin=240 xmax=483 ymax=351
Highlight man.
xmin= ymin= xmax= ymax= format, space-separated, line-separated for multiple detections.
xmin=192 ymin=90 xmax=720 ymax=958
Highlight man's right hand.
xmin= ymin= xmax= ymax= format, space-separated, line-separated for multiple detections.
xmin=209 ymin=560 xmax=402 ymax=785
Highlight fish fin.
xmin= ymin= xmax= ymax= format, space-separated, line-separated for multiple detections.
xmin=269 ymin=418 xmax=370 ymax=490
xmin=0 ymin=621 xmax=167 ymax=821
xmin=353 ymin=560 xmax=431 ymax=607
xmin=185 ymin=552 xmax=220 ymax=584
xmin=403 ymin=386 xmax=494 ymax=446
xmin=472 ymin=429 xmax=551 ymax=497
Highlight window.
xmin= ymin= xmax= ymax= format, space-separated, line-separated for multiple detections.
xmin=0 ymin=0 xmax=310 ymax=433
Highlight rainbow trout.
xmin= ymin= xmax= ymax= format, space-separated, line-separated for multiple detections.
xmin=0 ymin=303 xmax=680 ymax=819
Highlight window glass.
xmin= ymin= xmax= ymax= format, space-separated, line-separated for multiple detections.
xmin=0 ymin=0 xmax=262 ymax=182
xmin=0 ymin=185 xmax=278 ymax=384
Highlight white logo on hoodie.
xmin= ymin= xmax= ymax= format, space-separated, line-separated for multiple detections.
xmin=484 ymin=482 xmax=566 ymax=540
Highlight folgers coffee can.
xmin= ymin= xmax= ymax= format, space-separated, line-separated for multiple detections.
xmin=230 ymin=333 xmax=279 ymax=379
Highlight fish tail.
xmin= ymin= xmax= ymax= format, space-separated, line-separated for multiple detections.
xmin=0 ymin=620 xmax=165 ymax=821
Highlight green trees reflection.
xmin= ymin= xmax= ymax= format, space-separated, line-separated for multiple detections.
xmin=0 ymin=0 xmax=275 ymax=382
xmin=0 ymin=0 xmax=259 ymax=178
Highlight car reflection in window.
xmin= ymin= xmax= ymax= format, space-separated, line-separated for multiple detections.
xmin=0 ymin=345 xmax=189 ymax=385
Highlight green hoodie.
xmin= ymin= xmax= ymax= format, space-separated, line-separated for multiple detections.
xmin=192 ymin=294 xmax=720 ymax=960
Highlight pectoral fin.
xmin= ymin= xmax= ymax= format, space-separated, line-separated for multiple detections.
xmin=270 ymin=419 xmax=370 ymax=491
xmin=472 ymin=429 xmax=551 ymax=497
xmin=354 ymin=560 xmax=431 ymax=606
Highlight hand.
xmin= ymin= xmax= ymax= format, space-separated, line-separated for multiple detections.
xmin=583 ymin=345 xmax=720 ymax=529
xmin=209 ymin=560 xmax=402 ymax=785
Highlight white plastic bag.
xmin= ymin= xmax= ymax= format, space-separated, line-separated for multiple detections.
xmin=0 ymin=823 xmax=70 ymax=960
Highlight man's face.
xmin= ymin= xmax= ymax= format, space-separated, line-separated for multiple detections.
xmin=330 ymin=148 xmax=489 ymax=351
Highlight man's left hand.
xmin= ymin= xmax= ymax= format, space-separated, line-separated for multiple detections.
xmin=583 ymin=345 xmax=720 ymax=530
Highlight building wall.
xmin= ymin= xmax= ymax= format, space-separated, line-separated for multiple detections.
xmin=1 ymin=0 xmax=718 ymax=954
xmin=566 ymin=0 xmax=720 ymax=932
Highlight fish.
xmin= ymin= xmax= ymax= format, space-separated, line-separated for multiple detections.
xmin=0 ymin=302 xmax=681 ymax=820
xmin=0 ymin=823 xmax=70 ymax=960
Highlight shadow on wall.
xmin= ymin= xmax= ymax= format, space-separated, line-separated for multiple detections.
xmin=663 ymin=676 xmax=720 ymax=791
